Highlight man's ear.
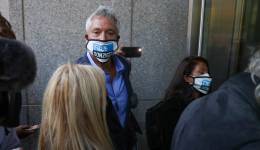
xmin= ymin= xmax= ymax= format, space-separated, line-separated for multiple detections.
xmin=184 ymin=75 xmax=193 ymax=85
xmin=85 ymin=34 xmax=88 ymax=40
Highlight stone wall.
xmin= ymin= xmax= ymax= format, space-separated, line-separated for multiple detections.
xmin=0 ymin=0 xmax=9 ymax=19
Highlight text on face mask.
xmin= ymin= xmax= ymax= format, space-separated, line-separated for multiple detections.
xmin=200 ymin=80 xmax=211 ymax=90
xmin=93 ymin=51 xmax=114 ymax=59
xmin=93 ymin=43 xmax=114 ymax=52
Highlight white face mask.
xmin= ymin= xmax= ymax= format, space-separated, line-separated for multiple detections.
xmin=192 ymin=73 xmax=212 ymax=94
xmin=86 ymin=40 xmax=118 ymax=63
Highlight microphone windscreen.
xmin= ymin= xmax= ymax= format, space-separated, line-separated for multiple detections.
xmin=0 ymin=37 xmax=37 ymax=90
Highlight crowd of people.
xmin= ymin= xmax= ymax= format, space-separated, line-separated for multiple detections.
xmin=0 ymin=5 xmax=260 ymax=150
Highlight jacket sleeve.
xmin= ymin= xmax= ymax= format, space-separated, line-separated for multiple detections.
xmin=117 ymin=56 xmax=138 ymax=109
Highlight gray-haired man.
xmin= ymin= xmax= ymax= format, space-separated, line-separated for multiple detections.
xmin=77 ymin=6 xmax=141 ymax=150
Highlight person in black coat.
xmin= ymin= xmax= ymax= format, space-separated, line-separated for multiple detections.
xmin=146 ymin=56 xmax=212 ymax=150
xmin=171 ymin=50 xmax=260 ymax=150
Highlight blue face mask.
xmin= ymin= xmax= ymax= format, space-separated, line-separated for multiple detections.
xmin=86 ymin=40 xmax=118 ymax=63
xmin=192 ymin=73 xmax=212 ymax=94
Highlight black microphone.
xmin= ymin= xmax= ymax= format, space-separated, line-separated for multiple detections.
xmin=0 ymin=37 xmax=37 ymax=127
xmin=0 ymin=37 xmax=37 ymax=90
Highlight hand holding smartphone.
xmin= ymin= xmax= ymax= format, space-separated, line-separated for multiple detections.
xmin=120 ymin=47 xmax=142 ymax=58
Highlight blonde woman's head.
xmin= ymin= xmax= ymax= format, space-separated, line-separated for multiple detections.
xmin=39 ymin=64 xmax=112 ymax=150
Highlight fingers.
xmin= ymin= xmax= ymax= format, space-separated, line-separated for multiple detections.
xmin=115 ymin=44 xmax=126 ymax=56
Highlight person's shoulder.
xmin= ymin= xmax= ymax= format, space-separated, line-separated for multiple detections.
xmin=76 ymin=52 xmax=89 ymax=64
xmin=76 ymin=56 xmax=85 ymax=64
xmin=220 ymin=72 xmax=251 ymax=88
xmin=219 ymin=72 xmax=255 ymax=99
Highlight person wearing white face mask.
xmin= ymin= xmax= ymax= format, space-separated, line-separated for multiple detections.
xmin=76 ymin=6 xmax=141 ymax=150
xmin=171 ymin=51 xmax=260 ymax=150
xmin=188 ymin=73 xmax=212 ymax=94
xmin=146 ymin=56 xmax=212 ymax=150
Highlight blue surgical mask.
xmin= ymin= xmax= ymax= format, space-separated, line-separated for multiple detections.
xmin=86 ymin=40 xmax=118 ymax=63
xmin=192 ymin=73 xmax=212 ymax=94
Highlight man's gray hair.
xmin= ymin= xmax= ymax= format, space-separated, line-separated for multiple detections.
xmin=248 ymin=50 xmax=260 ymax=80
xmin=247 ymin=50 xmax=260 ymax=104
xmin=85 ymin=6 xmax=120 ymax=33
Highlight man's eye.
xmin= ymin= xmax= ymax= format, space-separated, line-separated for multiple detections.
xmin=92 ymin=31 xmax=100 ymax=34
xmin=108 ymin=31 xmax=115 ymax=35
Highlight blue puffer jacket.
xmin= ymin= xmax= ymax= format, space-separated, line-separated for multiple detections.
xmin=171 ymin=72 xmax=260 ymax=150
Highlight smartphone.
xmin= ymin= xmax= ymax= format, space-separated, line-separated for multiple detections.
xmin=121 ymin=47 xmax=142 ymax=58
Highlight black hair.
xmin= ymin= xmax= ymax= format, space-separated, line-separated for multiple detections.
xmin=164 ymin=56 xmax=209 ymax=101
xmin=0 ymin=13 xmax=16 ymax=39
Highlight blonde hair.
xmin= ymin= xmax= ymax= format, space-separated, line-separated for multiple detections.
xmin=38 ymin=64 xmax=113 ymax=150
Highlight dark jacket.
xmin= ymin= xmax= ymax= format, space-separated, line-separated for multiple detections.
xmin=146 ymin=97 xmax=183 ymax=150
xmin=77 ymin=52 xmax=141 ymax=150
xmin=0 ymin=91 xmax=22 ymax=127
xmin=171 ymin=72 xmax=260 ymax=150
xmin=146 ymin=85 xmax=195 ymax=150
